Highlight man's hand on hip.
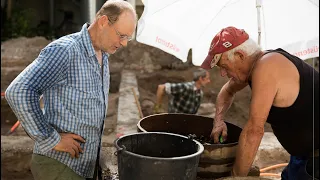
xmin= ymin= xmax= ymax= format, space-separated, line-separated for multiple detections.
xmin=53 ymin=133 xmax=85 ymax=158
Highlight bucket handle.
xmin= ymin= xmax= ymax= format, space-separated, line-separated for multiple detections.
xmin=187 ymin=134 xmax=197 ymax=140
xmin=114 ymin=145 xmax=126 ymax=156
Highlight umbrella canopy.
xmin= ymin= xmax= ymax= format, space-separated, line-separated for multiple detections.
xmin=136 ymin=0 xmax=319 ymax=65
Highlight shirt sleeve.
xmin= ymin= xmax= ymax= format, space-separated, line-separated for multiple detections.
xmin=5 ymin=44 xmax=70 ymax=153
xmin=165 ymin=82 xmax=187 ymax=95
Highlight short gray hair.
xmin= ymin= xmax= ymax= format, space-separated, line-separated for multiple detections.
xmin=96 ymin=0 xmax=137 ymax=24
xmin=193 ymin=68 xmax=208 ymax=81
xmin=226 ymin=38 xmax=261 ymax=61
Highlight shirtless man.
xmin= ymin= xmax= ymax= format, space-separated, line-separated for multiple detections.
xmin=200 ymin=26 xmax=319 ymax=179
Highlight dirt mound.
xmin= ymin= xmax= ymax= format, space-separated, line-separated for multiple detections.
xmin=1 ymin=36 xmax=51 ymax=91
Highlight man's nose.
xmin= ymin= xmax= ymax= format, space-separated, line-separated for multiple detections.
xmin=220 ymin=68 xmax=227 ymax=77
xmin=120 ymin=39 xmax=128 ymax=47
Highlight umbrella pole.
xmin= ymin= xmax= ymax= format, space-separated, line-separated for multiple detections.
xmin=256 ymin=0 xmax=262 ymax=46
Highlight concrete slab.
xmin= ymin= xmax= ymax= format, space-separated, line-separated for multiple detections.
xmin=100 ymin=70 xmax=142 ymax=179
xmin=116 ymin=70 xmax=141 ymax=136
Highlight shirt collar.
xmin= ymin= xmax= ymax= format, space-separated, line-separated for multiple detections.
xmin=192 ymin=81 xmax=198 ymax=91
xmin=80 ymin=23 xmax=97 ymax=57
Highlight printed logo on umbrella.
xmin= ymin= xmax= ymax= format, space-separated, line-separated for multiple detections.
xmin=156 ymin=36 xmax=180 ymax=52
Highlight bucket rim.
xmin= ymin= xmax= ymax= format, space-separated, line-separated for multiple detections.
xmin=137 ymin=113 xmax=240 ymax=147
xmin=305 ymin=158 xmax=319 ymax=180
xmin=114 ymin=132 xmax=205 ymax=160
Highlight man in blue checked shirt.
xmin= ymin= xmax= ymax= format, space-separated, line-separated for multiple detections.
xmin=5 ymin=1 xmax=137 ymax=180
xmin=154 ymin=68 xmax=211 ymax=114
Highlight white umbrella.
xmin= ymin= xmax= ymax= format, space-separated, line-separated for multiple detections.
xmin=136 ymin=0 xmax=319 ymax=65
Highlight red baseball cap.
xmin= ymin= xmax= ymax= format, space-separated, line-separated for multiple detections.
xmin=201 ymin=26 xmax=249 ymax=69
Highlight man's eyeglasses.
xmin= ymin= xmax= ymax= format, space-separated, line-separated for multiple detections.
xmin=108 ymin=18 xmax=133 ymax=41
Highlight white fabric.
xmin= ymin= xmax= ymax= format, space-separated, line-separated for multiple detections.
xmin=137 ymin=0 xmax=319 ymax=65
xmin=164 ymin=83 xmax=171 ymax=94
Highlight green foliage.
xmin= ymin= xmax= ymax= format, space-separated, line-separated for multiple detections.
xmin=2 ymin=7 xmax=36 ymax=41
xmin=1 ymin=5 xmax=55 ymax=41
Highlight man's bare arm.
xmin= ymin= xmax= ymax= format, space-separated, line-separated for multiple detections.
xmin=232 ymin=57 xmax=279 ymax=176
xmin=154 ymin=84 xmax=166 ymax=113
xmin=211 ymin=79 xmax=247 ymax=143
xmin=156 ymin=84 xmax=165 ymax=105
xmin=215 ymin=79 xmax=248 ymax=122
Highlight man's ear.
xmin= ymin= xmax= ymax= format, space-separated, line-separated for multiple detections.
xmin=234 ymin=50 xmax=245 ymax=62
xmin=199 ymin=76 xmax=204 ymax=82
xmin=97 ymin=15 xmax=109 ymax=28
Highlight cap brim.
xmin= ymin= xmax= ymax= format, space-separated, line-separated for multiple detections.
xmin=200 ymin=55 xmax=213 ymax=69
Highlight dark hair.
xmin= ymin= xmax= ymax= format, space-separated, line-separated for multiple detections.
xmin=193 ymin=68 xmax=208 ymax=81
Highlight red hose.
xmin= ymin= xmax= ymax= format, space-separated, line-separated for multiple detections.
xmin=259 ymin=163 xmax=288 ymax=179
xmin=7 ymin=121 xmax=20 ymax=135
xmin=260 ymin=172 xmax=281 ymax=178
xmin=260 ymin=163 xmax=288 ymax=173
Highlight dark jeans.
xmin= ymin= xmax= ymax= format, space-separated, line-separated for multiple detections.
xmin=281 ymin=155 xmax=319 ymax=180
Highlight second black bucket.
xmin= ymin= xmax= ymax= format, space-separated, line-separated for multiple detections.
xmin=137 ymin=113 xmax=243 ymax=178
xmin=114 ymin=132 xmax=204 ymax=180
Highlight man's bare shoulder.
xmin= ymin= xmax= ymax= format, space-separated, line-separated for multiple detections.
xmin=253 ymin=52 xmax=293 ymax=78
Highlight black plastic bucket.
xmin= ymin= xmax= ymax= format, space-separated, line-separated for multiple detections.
xmin=114 ymin=132 xmax=204 ymax=180
xmin=305 ymin=156 xmax=319 ymax=180
xmin=137 ymin=113 xmax=243 ymax=178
